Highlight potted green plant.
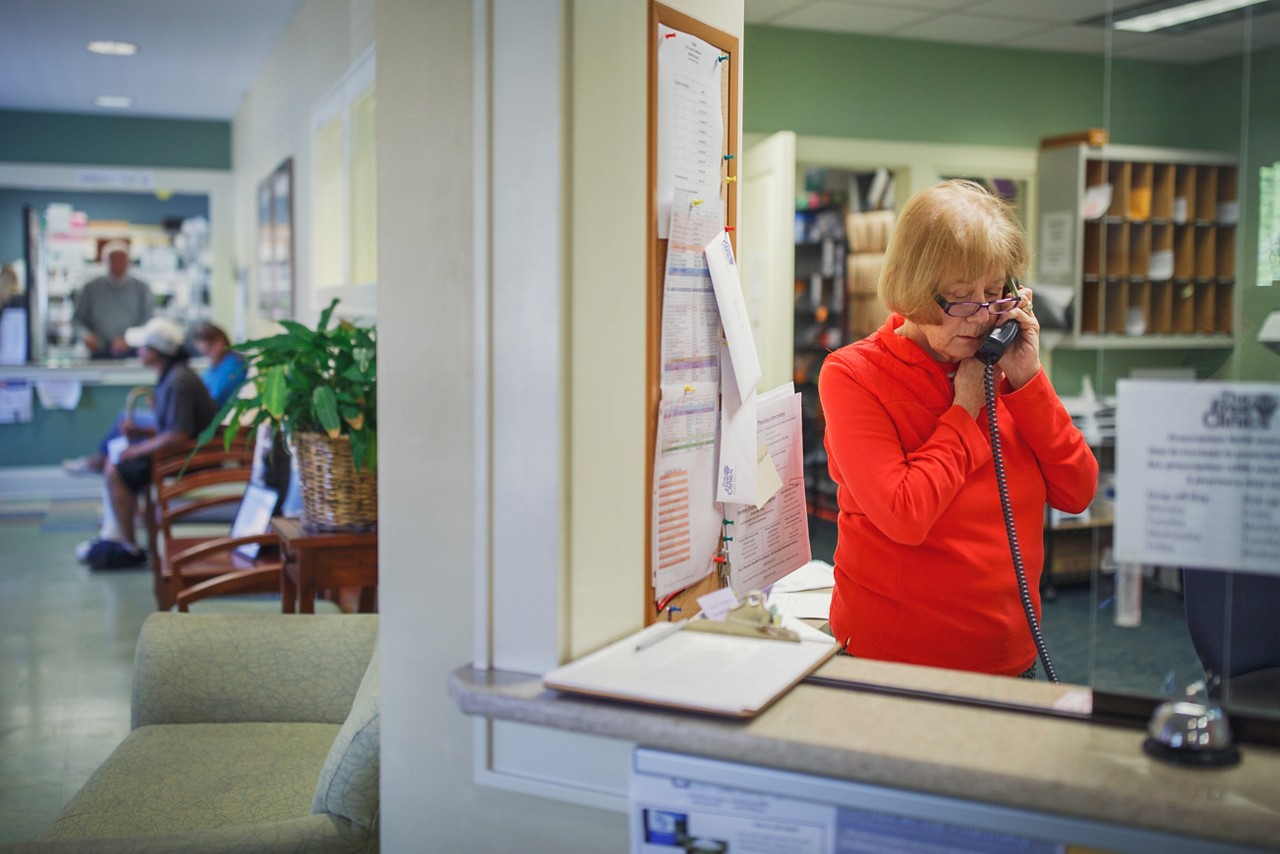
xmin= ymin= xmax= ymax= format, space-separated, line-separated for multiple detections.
xmin=198 ymin=298 xmax=377 ymax=530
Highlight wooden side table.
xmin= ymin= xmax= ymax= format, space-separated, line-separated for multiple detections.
xmin=271 ymin=517 xmax=379 ymax=614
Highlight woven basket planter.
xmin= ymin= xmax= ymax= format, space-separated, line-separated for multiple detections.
xmin=292 ymin=432 xmax=378 ymax=532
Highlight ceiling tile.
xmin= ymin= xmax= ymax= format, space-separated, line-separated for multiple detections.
xmin=1006 ymin=25 xmax=1156 ymax=54
xmin=890 ymin=12 xmax=1056 ymax=44
xmin=966 ymin=0 xmax=1108 ymax=24
xmin=745 ymin=0 xmax=815 ymax=25
xmin=768 ymin=1 xmax=936 ymax=35
xmin=825 ymin=0 xmax=987 ymax=10
xmin=1188 ymin=10 xmax=1280 ymax=46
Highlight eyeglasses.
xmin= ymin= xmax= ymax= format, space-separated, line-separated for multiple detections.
xmin=934 ymin=283 xmax=1020 ymax=318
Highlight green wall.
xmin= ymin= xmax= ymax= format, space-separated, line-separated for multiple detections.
xmin=0 ymin=385 xmax=130 ymax=467
xmin=1237 ymin=46 xmax=1280 ymax=383
xmin=745 ymin=26 xmax=1106 ymax=147
xmin=744 ymin=26 xmax=1279 ymax=389
xmin=0 ymin=110 xmax=230 ymax=169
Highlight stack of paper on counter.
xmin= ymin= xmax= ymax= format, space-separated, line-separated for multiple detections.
xmin=766 ymin=559 xmax=835 ymax=621
xmin=543 ymin=617 xmax=836 ymax=718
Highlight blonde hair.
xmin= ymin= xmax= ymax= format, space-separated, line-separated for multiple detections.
xmin=878 ymin=180 xmax=1028 ymax=323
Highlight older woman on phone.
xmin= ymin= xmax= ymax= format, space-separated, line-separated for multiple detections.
xmin=818 ymin=179 xmax=1097 ymax=679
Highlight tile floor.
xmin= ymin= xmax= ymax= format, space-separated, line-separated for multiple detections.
xmin=0 ymin=496 xmax=153 ymax=843
xmin=0 ymin=490 xmax=331 ymax=844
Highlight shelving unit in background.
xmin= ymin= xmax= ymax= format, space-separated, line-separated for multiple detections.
xmin=792 ymin=167 xmax=896 ymax=523
xmin=793 ymin=201 xmax=845 ymax=522
xmin=1037 ymin=142 xmax=1238 ymax=349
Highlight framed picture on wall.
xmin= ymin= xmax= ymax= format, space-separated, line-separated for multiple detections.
xmin=256 ymin=158 xmax=295 ymax=321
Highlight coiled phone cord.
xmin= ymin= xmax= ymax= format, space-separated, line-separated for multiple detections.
xmin=984 ymin=360 xmax=1059 ymax=683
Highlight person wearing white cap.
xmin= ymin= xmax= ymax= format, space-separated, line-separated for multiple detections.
xmin=77 ymin=317 xmax=217 ymax=570
xmin=71 ymin=241 xmax=154 ymax=358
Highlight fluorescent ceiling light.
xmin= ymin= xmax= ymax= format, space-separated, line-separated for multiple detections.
xmin=94 ymin=95 xmax=135 ymax=109
xmin=86 ymin=40 xmax=139 ymax=56
xmin=1112 ymin=0 xmax=1270 ymax=32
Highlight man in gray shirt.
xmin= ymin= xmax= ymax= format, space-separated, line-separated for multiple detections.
xmin=72 ymin=241 xmax=154 ymax=358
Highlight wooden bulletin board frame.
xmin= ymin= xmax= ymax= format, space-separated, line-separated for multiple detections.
xmin=645 ymin=3 xmax=739 ymax=626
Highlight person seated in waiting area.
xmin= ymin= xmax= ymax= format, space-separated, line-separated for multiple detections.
xmin=191 ymin=321 xmax=248 ymax=407
xmin=63 ymin=321 xmax=245 ymax=475
xmin=77 ymin=317 xmax=217 ymax=570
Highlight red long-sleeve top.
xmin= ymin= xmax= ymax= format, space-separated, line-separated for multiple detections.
xmin=818 ymin=315 xmax=1098 ymax=675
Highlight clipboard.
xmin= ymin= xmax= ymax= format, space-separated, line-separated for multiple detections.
xmin=543 ymin=594 xmax=837 ymax=718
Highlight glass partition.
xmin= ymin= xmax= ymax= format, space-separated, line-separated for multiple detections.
xmin=1083 ymin=2 xmax=1280 ymax=728
xmin=750 ymin=2 xmax=1279 ymax=734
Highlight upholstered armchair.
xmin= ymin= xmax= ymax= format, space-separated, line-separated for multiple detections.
xmin=15 ymin=613 xmax=379 ymax=853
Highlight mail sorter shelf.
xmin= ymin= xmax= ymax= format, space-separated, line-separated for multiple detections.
xmin=1039 ymin=143 xmax=1238 ymax=347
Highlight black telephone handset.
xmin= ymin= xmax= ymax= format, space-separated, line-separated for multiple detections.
xmin=976 ymin=280 xmax=1022 ymax=362
xmin=977 ymin=320 xmax=1019 ymax=362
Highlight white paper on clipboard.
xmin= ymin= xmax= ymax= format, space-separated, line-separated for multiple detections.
xmin=543 ymin=619 xmax=836 ymax=718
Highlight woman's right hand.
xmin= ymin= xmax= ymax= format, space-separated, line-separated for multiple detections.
xmin=953 ymin=358 xmax=987 ymax=418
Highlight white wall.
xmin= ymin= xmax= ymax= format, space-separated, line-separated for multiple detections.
xmin=232 ymin=0 xmax=375 ymax=336
xmin=241 ymin=0 xmax=742 ymax=847
xmin=377 ymin=0 xmax=625 ymax=849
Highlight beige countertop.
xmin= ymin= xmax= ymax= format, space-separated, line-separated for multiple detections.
xmin=0 ymin=358 xmax=209 ymax=386
xmin=450 ymin=657 xmax=1280 ymax=851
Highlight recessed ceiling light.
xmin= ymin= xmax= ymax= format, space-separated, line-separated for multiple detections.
xmin=1080 ymin=0 xmax=1277 ymax=33
xmin=94 ymin=95 xmax=135 ymax=109
xmin=87 ymin=40 xmax=139 ymax=56
xmin=1115 ymin=0 xmax=1270 ymax=32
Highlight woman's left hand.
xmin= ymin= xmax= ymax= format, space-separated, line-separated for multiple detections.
xmin=998 ymin=285 xmax=1041 ymax=389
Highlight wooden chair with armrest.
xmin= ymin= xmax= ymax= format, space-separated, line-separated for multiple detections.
xmin=152 ymin=463 xmax=283 ymax=610
xmin=172 ymin=537 xmax=284 ymax=612
xmin=143 ymin=430 xmax=256 ymax=580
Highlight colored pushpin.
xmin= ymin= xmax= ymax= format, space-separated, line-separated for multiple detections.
xmin=724 ymin=176 xmax=737 ymax=183
xmin=724 ymin=226 xmax=735 ymax=233
xmin=690 ymin=198 xmax=704 ymax=207
xmin=664 ymin=32 xmax=676 ymax=39
xmin=684 ymin=384 xmax=695 ymax=394
xmin=666 ymin=606 xmax=682 ymax=622
xmin=712 ymin=554 xmax=727 ymax=564
xmin=716 ymin=54 xmax=729 ymax=62
xmin=723 ymin=153 xmax=735 ymax=161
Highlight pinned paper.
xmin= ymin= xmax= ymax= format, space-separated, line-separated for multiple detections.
xmin=696 ymin=586 xmax=739 ymax=621
xmin=36 ymin=379 xmax=82 ymax=410
xmin=0 ymin=381 xmax=33 ymax=424
xmin=717 ymin=339 xmax=757 ymax=505
xmin=754 ymin=442 xmax=783 ymax=508
xmin=656 ymin=27 xmax=725 ymax=238
xmin=704 ymin=230 xmax=762 ymax=402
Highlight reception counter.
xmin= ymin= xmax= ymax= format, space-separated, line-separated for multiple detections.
xmin=0 ymin=360 xmax=206 ymax=470
xmin=450 ymin=656 xmax=1280 ymax=852
xmin=0 ymin=361 xmax=152 ymax=470
xmin=0 ymin=362 xmax=152 ymax=500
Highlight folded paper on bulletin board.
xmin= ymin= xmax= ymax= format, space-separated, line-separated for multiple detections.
xmin=704 ymin=230 xmax=761 ymax=402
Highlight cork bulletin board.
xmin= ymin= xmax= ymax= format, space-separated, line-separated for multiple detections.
xmin=645 ymin=3 xmax=739 ymax=625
